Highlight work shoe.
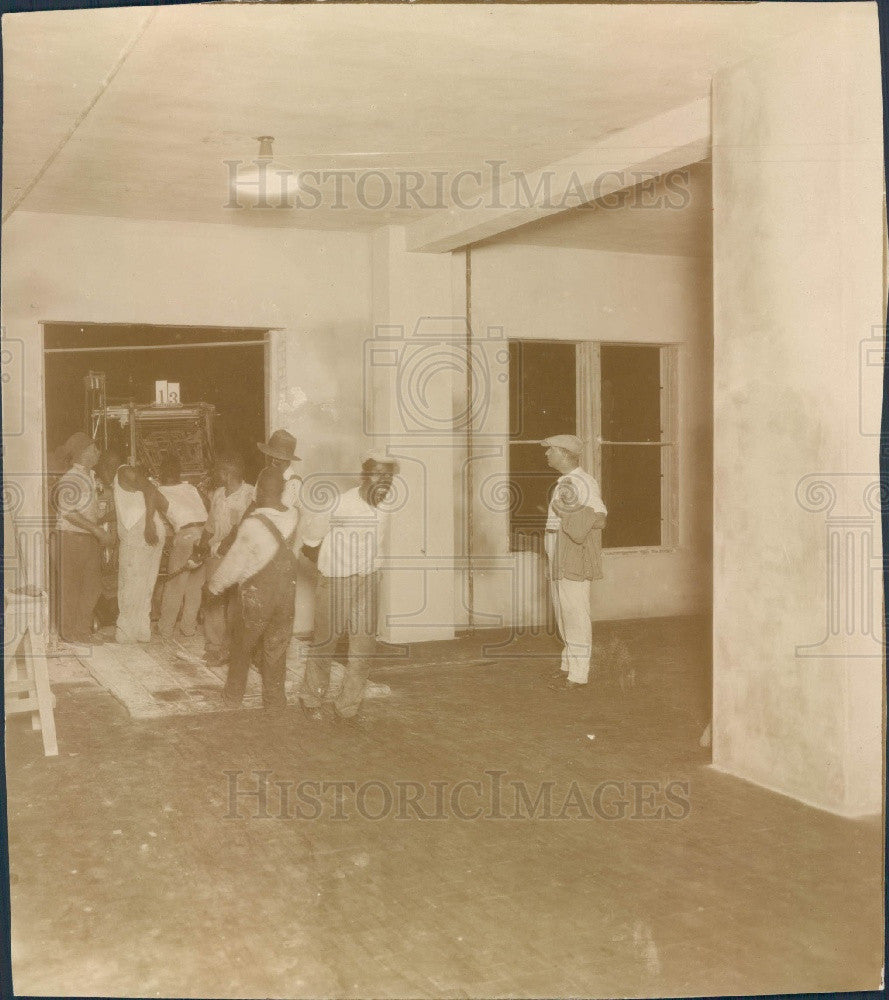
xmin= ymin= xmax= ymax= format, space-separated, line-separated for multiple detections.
xmin=547 ymin=673 xmax=571 ymax=690
xmin=298 ymin=700 xmax=323 ymax=723
xmin=331 ymin=710 xmax=365 ymax=729
xmin=552 ymin=678 xmax=586 ymax=692
xmin=57 ymin=639 xmax=93 ymax=657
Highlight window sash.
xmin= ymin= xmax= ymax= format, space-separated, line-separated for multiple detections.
xmin=506 ymin=340 xmax=678 ymax=552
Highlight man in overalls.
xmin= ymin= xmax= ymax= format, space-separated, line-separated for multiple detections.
xmin=207 ymin=466 xmax=299 ymax=710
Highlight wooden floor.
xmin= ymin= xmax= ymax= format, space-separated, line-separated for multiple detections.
xmin=6 ymin=617 xmax=883 ymax=998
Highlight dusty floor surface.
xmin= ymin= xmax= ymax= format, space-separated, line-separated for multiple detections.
xmin=5 ymin=616 xmax=883 ymax=998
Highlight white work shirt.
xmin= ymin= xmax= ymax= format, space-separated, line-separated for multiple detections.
xmin=113 ymin=472 xmax=166 ymax=537
xmin=206 ymin=482 xmax=255 ymax=554
xmin=545 ymin=467 xmax=607 ymax=531
xmin=208 ymin=506 xmax=299 ymax=593
xmin=307 ymin=487 xmax=389 ymax=578
xmin=156 ymin=482 xmax=208 ymax=531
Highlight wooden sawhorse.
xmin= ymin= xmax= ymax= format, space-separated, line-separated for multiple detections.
xmin=4 ymin=589 xmax=58 ymax=757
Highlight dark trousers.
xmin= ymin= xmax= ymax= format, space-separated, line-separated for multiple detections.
xmin=58 ymin=531 xmax=102 ymax=644
xmin=223 ymin=549 xmax=296 ymax=709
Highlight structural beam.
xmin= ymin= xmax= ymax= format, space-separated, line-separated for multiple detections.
xmin=405 ymin=97 xmax=710 ymax=254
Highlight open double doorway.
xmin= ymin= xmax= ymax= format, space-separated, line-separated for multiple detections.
xmin=43 ymin=323 xmax=270 ymax=482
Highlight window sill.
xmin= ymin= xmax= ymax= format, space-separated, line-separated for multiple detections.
xmin=505 ymin=544 xmax=679 ymax=556
xmin=603 ymin=546 xmax=678 ymax=555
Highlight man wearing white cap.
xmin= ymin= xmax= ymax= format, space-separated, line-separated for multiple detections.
xmin=541 ymin=434 xmax=607 ymax=689
xmin=298 ymin=449 xmax=398 ymax=724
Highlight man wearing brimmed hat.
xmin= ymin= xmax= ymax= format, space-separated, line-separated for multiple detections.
xmin=257 ymin=429 xmax=302 ymax=511
xmin=298 ymin=448 xmax=399 ymax=725
xmin=53 ymin=431 xmax=113 ymax=647
xmin=540 ymin=434 xmax=607 ymax=690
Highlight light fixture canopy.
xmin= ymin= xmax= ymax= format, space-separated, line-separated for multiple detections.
xmin=230 ymin=135 xmax=299 ymax=207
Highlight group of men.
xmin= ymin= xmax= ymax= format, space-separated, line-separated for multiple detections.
xmin=53 ymin=427 xmax=399 ymax=724
xmin=52 ymin=425 xmax=607 ymax=718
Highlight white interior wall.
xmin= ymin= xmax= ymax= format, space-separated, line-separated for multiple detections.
xmin=1 ymin=211 xmax=373 ymax=604
xmin=368 ymin=226 xmax=463 ymax=643
xmin=466 ymin=242 xmax=713 ymax=628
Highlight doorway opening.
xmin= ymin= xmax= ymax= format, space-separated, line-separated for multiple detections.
xmin=41 ymin=323 xmax=270 ymax=634
xmin=43 ymin=324 xmax=269 ymax=482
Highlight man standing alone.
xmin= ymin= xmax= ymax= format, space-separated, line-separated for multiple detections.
xmin=541 ymin=435 xmax=607 ymax=690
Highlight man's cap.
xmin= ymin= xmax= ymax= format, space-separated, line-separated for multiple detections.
xmin=63 ymin=431 xmax=96 ymax=463
xmin=257 ymin=429 xmax=301 ymax=462
xmin=540 ymin=434 xmax=584 ymax=454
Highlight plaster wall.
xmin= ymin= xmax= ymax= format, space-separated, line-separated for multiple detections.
xmin=369 ymin=226 xmax=463 ymax=643
xmin=711 ymin=8 xmax=884 ymax=815
xmin=466 ymin=242 xmax=713 ymax=628
xmin=1 ymin=211 xmax=373 ymax=627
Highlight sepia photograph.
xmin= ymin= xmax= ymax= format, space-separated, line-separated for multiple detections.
xmin=0 ymin=1 xmax=885 ymax=997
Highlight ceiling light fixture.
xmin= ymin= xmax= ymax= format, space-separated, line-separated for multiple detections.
xmin=229 ymin=135 xmax=299 ymax=208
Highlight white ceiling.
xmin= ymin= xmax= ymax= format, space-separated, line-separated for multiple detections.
xmin=2 ymin=2 xmax=845 ymax=249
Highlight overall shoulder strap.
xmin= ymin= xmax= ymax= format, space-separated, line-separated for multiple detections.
xmin=250 ymin=512 xmax=296 ymax=554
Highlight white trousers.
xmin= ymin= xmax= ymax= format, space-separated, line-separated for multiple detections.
xmin=549 ymin=578 xmax=592 ymax=684
xmin=116 ymin=519 xmax=164 ymax=644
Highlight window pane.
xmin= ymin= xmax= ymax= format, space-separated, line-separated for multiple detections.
xmin=507 ymin=445 xmax=556 ymax=537
xmin=601 ymin=444 xmax=661 ymax=547
xmin=508 ymin=341 xmax=576 ymax=547
xmin=601 ymin=344 xmax=660 ymax=443
xmin=508 ymin=341 xmax=576 ymax=441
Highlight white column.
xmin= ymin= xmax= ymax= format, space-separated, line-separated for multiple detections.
xmin=369 ymin=227 xmax=465 ymax=643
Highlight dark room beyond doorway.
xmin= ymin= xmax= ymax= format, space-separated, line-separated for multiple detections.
xmin=43 ymin=324 xmax=268 ymax=482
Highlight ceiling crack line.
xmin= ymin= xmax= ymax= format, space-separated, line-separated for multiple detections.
xmin=3 ymin=9 xmax=156 ymax=224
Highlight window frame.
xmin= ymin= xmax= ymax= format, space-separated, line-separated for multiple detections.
xmin=506 ymin=339 xmax=679 ymax=554
xmin=590 ymin=341 xmax=679 ymax=552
